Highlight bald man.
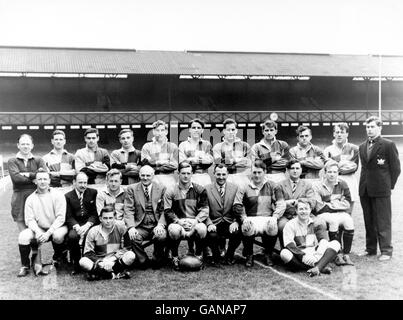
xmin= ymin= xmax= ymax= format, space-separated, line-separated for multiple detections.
xmin=124 ymin=165 xmax=168 ymax=269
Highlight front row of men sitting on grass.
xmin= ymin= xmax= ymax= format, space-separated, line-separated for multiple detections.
xmin=16 ymin=158 xmax=354 ymax=280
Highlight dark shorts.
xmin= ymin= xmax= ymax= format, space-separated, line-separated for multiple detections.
xmin=11 ymin=189 xmax=35 ymax=222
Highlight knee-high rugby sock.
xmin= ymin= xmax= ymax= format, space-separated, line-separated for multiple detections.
xmin=342 ymin=229 xmax=354 ymax=254
xmin=315 ymin=247 xmax=338 ymax=272
xmin=19 ymin=244 xmax=31 ymax=268
xmin=286 ymin=256 xmax=311 ymax=272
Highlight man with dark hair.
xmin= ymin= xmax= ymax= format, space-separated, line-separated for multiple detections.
xmin=313 ymin=161 xmax=355 ymax=266
xmin=110 ymin=129 xmax=142 ymax=185
xmin=280 ymin=199 xmax=340 ymax=276
xmin=8 ymin=134 xmax=47 ymax=232
xmin=212 ymin=118 xmax=252 ymax=191
xmin=205 ymin=164 xmax=242 ymax=265
xmin=65 ymin=172 xmax=99 ymax=275
xmin=289 ymin=125 xmax=325 ymax=179
xmin=75 ymin=128 xmax=110 ymax=184
xmin=359 ymin=116 xmax=401 ymax=261
xmin=17 ymin=169 xmax=68 ymax=277
xmin=79 ymin=205 xmax=135 ymax=280
xmin=124 ymin=165 xmax=167 ymax=269
xmin=179 ymin=118 xmax=214 ymax=187
xmin=43 ymin=130 xmax=76 ymax=188
xmin=96 ymin=169 xmax=126 ymax=220
xmin=141 ymin=120 xmax=178 ymax=192
xmin=233 ymin=160 xmax=286 ymax=267
xmin=164 ymin=161 xmax=209 ymax=270
xmin=324 ymin=122 xmax=359 ymax=210
xmin=251 ymin=120 xmax=290 ymax=183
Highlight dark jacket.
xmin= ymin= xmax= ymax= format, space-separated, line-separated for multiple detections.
xmin=359 ymin=136 xmax=401 ymax=197
xmin=65 ymin=187 xmax=99 ymax=229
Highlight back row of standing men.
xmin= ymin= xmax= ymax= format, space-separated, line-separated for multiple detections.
xmin=8 ymin=116 xmax=400 ymax=279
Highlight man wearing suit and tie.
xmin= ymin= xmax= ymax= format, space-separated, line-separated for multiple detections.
xmin=205 ymin=164 xmax=242 ymax=265
xmin=277 ymin=159 xmax=326 ymax=248
xmin=359 ymin=116 xmax=401 ymax=261
xmin=65 ymin=172 xmax=99 ymax=274
xmin=124 ymin=165 xmax=167 ymax=269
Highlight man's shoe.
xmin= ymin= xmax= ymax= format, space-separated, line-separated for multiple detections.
xmin=343 ymin=254 xmax=354 ymax=266
xmin=321 ymin=266 xmax=332 ymax=275
xmin=71 ymin=265 xmax=81 ymax=275
xmin=378 ymin=255 xmax=392 ymax=262
xmin=358 ymin=250 xmax=376 ymax=257
xmin=210 ymin=258 xmax=221 ymax=267
xmin=172 ymin=256 xmax=180 ymax=271
xmin=307 ymin=266 xmax=320 ymax=277
xmin=86 ymin=272 xmax=99 ymax=281
xmin=264 ymin=254 xmax=274 ymax=267
xmin=112 ymin=271 xmax=131 ymax=279
xmin=17 ymin=266 xmax=29 ymax=277
xmin=334 ymin=253 xmax=346 ymax=266
xmin=245 ymin=255 xmax=254 ymax=268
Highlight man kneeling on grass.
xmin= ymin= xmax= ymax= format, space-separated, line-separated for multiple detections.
xmin=79 ymin=205 xmax=135 ymax=280
xmin=280 ymin=199 xmax=340 ymax=277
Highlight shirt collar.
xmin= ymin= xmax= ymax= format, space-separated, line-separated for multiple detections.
xmin=368 ymin=136 xmax=380 ymax=143
xmin=152 ymin=136 xmax=168 ymax=144
xmin=105 ymin=186 xmax=125 ymax=197
xmin=179 ymin=182 xmax=193 ymax=191
xmin=75 ymin=188 xmax=84 ymax=198
xmin=49 ymin=149 xmax=68 ymax=155
xmin=16 ymin=152 xmax=34 ymax=160
xmin=332 ymin=139 xmax=349 ymax=149
xmin=249 ymin=181 xmax=264 ymax=190
xmin=296 ymin=142 xmax=313 ymax=151
xmin=215 ymin=183 xmax=226 ymax=191
xmin=86 ymin=146 xmax=98 ymax=152
xmin=259 ymin=137 xmax=277 ymax=147
xmin=223 ymin=137 xmax=241 ymax=144
xmin=119 ymin=146 xmax=136 ymax=153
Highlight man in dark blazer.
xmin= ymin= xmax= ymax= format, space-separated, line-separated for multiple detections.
xmin=124 ymin=165 xmax=167 ymax=269
xmin=65 ymin=172 xmax=99 ymax=274
xmin=359 ymin=116 xmax=401 ymax=261
xmin=205 ymin=164 xmax=242 ymax=265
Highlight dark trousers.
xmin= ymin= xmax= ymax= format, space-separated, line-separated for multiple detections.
xmin=243 ymin=234 xmax=277 ymax=257
xmin=360 ymin=195 xmax=392 ymax=256
xmin=207 ymin=221 xmax=242 ymax=259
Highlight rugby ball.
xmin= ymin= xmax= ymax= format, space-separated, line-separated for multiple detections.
xmin=178 ymin=255 xmax=203 ymax=271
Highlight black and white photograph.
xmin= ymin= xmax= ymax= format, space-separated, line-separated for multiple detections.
xmin=0 ymin=0 xmax=402 ymax=305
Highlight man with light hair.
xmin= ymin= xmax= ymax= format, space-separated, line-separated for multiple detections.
xmin=280 ymin=199 xmax=340 ymax=276
xmin=233 ymin=160 xmax=286 ymax=267
xmin=124 ymin=165 xmax=168 ymax=269
xmin=164 ymin=161 xmax=209 ymax=270
xmin=96 ymin=169 xmax=126 ymax=220
xmin=110 ymin=129 xmax=142 ymax=185
xmin=324 ymin=122 xmax=359 ymax=210
xmin=79 ymin=205 xmax=135 ymax=280
xmin=17 ymin=169 xmax=68 ymax=277
xmin=289 ymin=125 xmax=326 ymax=179
xmin=141 ymin=120 xmax=178 ymax=191
xmin=75 ymin=128 xmax=110 ymax=184
xmin=251 ymin=120 xmax=290 ymax=183
xmin=313 ymin=160 xmax=355 ymax=266
xmin=179 ymin=118 xmax=214 ymax=187
xmin=43 ymin=130 xmax=76 ymax=188
xmin=212 ymin=118 xmax=252 ymax=191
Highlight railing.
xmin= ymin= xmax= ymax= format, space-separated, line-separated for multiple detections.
xmin=0 ymin=110 xmax=402 ymax=125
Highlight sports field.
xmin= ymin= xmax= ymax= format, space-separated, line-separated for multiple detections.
xmin=0 ymin=147 xmax=402 ymax=300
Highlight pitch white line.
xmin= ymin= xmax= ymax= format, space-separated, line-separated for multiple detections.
xmin=236 ymin=254 xmax=343 ymax=300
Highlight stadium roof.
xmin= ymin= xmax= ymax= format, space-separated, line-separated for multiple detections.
xmin=1 ymin=46 xmax=403 ymax=77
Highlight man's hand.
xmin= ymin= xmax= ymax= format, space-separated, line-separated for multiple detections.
xmin=154 ymin=224 xmax=165 ymax=238
xmin=20 ymin=172 xmax=30 ymax=177
xmin=229 ymin=221 xmax=239 ymax=233
xmin=81 ymin=223 xmax=92 ymax=235
xmin=128 ymin=227 xmax=140 ymax=241
xmin=242 ymin=218 xmax=253 ymax=233
xmin=207 ymin=224 xmax=216 ymax=233
xmin=101 ymin=259 xmax=115 ymax=272
xmin=302 ymin=254 xmax=317 ymax=266
xmin=37 ymin=231 xmax=50 ymax=244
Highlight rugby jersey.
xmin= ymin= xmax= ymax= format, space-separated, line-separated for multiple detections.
xmin=251 ymin=138 xmax=290 ymax=173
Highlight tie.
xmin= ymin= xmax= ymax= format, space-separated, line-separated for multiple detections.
xmin=79 ymin=192 xmax=84 ymax=215
xmin=367 ymin=140 xmax=374 ymax=158
xmin=144 ymin=186 xmax=150 ymax=200
xmin=292 ymin=181 xmax=297 ymax=194
xmin=219 ymin=186 xmax=225 ymax=199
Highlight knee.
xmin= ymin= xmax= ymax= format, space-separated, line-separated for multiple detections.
xmin=168 ymin=224 xmax=183 ymax=240
xmin=343 ymin=215 xmax=354 ymax=230
xmin=52 ymin=227 xmax=67 ymax=244
xmin=328 ymin=240 xmax=341 ymax=252
xmin=79 ymin=257 xmax=94 ymax=271
xmin=122 ymin=251 xmax=136 ymax=266
xmin=18 ymin=229 xmax=33 ymax=245
xmin=68 ymin=229 xmax=79 ymax=242
xmin=280 ymin=249 xmax=293 ymax=263
xmin=194 ymin=223 xmax=207 ymax=239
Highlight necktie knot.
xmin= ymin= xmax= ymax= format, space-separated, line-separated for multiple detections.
xmin=219 ymin=186 xmax=225 ymax=198
xmin=292 ymin=181 xmax=297 ymax=193
xmin=144 ymin=186 xmax=150 ymax=200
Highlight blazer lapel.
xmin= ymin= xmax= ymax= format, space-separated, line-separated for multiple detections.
xmin=137 ymin=184 xmax=146 ymax=211
xmin=294 ymin=180 xmax=304 ymax=198
xmin=368 ymin=139 xmax=382 ymax=162
xmin=211 ymin=184 xmax=223 ymax=207
xmin=151 ymin=183 xmax=160 ymax=213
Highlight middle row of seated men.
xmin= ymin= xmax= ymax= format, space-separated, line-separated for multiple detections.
xmin=19 ymin=155 xmax=354 ymax=279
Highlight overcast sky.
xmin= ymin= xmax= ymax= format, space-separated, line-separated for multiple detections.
xmin=0 ymin=0 xmax=402 ymax=55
